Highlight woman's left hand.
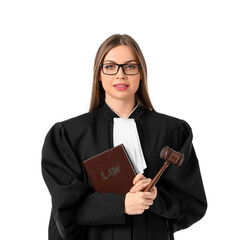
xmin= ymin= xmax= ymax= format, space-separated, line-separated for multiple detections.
xmin=130 ymin=173 xmax=157 ymax=200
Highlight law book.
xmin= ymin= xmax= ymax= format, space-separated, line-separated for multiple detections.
xmin=82 ymin=144 xmax=137 ymax=194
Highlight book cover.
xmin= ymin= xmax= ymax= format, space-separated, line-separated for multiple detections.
xmin=82 ymin=144 xmax=137 ymax=194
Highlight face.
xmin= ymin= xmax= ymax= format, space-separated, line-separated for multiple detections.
xmin=99 ymin=45 xmax=142 ymax=103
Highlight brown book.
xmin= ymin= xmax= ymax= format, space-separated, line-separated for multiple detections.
xmin=82 ymin=144 xmax=137 ymax=194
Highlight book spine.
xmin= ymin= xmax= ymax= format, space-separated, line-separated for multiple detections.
xmin=121 ymin=144 xmax=137 ymax=175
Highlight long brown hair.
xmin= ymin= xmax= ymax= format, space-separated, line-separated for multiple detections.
xmin=89 ymin=34 xmax=155 ymax=112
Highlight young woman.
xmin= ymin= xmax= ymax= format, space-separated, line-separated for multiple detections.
xmin=41 ymin=34 xmax=207 ymax=240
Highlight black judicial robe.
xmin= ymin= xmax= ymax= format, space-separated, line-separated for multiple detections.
xmin=41 ymin=100 xmax=207 ymax=240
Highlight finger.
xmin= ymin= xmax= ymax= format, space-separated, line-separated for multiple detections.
xmin=132 ymin=178 xmax=145 ymax=189
xmin=150 ymin=186 xmax=156 ymax=193
xmin=143 ymin=192 xmax=155 ymax=200
xmin=132 ymin=179 xmax=151 ymax=192
xmin=146 ymin=199 xmax=154 ymax=205
xmin=152 ymin=186 xmax=157 ymax=194
xmin=136 ymin=179 xmax=151 ymax=187
xmin=144 ymin=204 xmax=150 ymax=210
xmin=143 ymin=200 xmax=153 ymax=210
xmin=131 ymin=179 xmax=151 ymax=192
xmin=130 ymin=183 xmax=149 ymax=193
xmin=133 ymin=173 xmax=146 ymax=185
xmin=137 ymin=178 xmax=151 ymax=187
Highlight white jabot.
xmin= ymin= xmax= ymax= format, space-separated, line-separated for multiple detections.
xmin=105 ymin=100 xmax=147 ymax=174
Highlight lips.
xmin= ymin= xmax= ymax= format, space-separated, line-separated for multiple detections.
xmin=113 ymin=84 xmax=129 ymax=91
xmin=113 ymin=84 xmax=129 ymax=87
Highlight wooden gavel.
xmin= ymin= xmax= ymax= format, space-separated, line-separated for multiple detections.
xmin=143 ymin=146 xmax=184 ymax=192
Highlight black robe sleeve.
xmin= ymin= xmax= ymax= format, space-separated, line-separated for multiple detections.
xmin=148 ymin=120 xmax=207 ymax=233
xmin=41 ymin=122 xmax=126 ymax=239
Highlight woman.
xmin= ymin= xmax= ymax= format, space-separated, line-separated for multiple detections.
xmin=41 ymin=34 xmax=207 ymax=240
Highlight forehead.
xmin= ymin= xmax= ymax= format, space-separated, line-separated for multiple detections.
xmin=104 ymin=45 xmax=138 ymax=63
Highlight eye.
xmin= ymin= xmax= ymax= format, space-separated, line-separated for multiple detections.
xmin=105 ymin=64 xmax=116 ymax=69
xmin=126 ymin=64 xmax=136 ymax=69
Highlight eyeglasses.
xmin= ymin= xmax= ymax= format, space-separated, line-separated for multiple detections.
xmin=100 ymin=63 xmax=141 ymax=75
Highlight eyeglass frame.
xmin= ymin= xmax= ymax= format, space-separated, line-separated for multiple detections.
xmin=99 ymin=63 xmax=142 ymax=75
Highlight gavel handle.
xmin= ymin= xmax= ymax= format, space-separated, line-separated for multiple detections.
xmin=143 ymin=161 xmax=170 ymax=192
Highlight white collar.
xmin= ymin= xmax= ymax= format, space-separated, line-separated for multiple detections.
xmin=105 ymin=99 xmax=139 ymax=119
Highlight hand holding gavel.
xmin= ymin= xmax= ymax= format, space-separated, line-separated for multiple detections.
xmin=124 ymin=146 xmax=184 ymax=215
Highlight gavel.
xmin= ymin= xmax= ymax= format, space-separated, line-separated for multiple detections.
xmin=143 ymin=146 xmax=184 ymax=192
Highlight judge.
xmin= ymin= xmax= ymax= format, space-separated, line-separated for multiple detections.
xmin=41 ymin=34 xmax=207 ymax=240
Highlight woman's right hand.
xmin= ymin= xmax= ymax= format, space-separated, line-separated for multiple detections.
xmin=124 ymin=191 xmax=154 ymax=215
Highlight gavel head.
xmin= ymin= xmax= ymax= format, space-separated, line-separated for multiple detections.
xmin=160 ymin=146 xmax=184 ymax=166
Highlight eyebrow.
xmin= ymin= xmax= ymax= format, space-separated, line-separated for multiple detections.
xmin=104 ymin=60 xmax=138 ymax=63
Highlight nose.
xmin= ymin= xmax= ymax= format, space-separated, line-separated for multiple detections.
xmin=116 ymin=65 xmax=126 ymax=78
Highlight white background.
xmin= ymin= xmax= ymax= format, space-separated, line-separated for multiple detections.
xmin=1 ymin=0 xmax=245 ymax=239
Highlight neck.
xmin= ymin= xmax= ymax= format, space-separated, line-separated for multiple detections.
xmin=105 ymin=95 xmax=137 ymax=119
